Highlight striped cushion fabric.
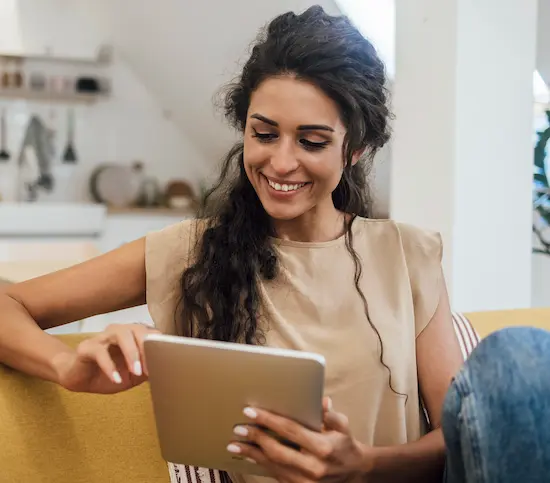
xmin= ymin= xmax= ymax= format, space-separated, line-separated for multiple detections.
xmin=452 ymin=312 xmax=481 ymax=360
xmin=168 ymin=463 xmax=231 ymax=483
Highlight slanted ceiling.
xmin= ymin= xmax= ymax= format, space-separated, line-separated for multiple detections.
xmin=92 ymin=0 xmax=341 ymax=171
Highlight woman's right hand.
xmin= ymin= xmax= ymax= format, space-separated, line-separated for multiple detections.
xmin=53 ymin=323 xmax=160 ymax=394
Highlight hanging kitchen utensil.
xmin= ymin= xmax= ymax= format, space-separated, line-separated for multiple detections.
xmin=17 ymin=115 xmax=56 ymax=197
xmin=62 ymin=108 xmax=77 ymax=163
xmin=0 ymin=108 xmax=10 ymax=161
xmin=46 ymin=106 xmax=57 ymax=160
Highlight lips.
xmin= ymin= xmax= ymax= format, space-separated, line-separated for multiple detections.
xmin=267 ymin=179 xmax=307 ymax=192
xmin=262 ymin=174 xmax=310 ymax=194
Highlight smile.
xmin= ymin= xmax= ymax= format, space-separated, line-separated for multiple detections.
xmin=265 ymin=176 xmax=309 ymax=193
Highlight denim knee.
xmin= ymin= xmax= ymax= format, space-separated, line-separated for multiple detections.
xmin=442 ymin=326 xmax=550 ymax=482
xmin=465 ymin=326 xmax=550 ymax=387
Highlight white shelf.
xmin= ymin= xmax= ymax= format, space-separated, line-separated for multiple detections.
xmin=0 ymin=87 xmax=107 ymax=104
xmin=0 ymin=47 xmax=112 ymax=66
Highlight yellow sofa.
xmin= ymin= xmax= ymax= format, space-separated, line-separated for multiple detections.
xmin=1 ymin=309 xmax=549 ymax=483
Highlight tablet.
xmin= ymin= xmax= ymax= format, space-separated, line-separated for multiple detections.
xmin=143 ymin=334 xmax=325 ymax=477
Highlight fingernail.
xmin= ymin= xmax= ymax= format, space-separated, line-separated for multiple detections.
xmin=327 ymin=397 xmax=333 ymax=411
xmin=226 ymin=444 xmax=241 ymax=454
xmin=243 ymin=407 xmax=257 ymax=419
xmin=233 ymin=425 xmax=248 ymax=437
xmin=113 ymin=371 xmax=122 ymax=384
xmin=245 ymin=458 xmax=256 ymax=464
xmin=133 ymin=361 xmax=142 ymax=377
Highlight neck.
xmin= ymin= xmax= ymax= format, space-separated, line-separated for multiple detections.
xmin=272 ymin=202 xmax=346 ymax=243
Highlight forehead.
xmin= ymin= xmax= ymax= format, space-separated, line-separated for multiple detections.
xmin=248 ymin=76 xmax=343 ymax=129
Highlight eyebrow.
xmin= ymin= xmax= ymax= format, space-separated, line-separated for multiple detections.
xmin=250 ymin=113 xmax=335 ymax=132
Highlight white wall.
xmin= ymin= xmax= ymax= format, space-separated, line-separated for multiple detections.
xmin=371 ymin=143 xmax=392 ymax=217
xmin=451 ymin=0 xmax=537 ymax=311
xmin=537 ymin=0 xmax=550 ymax=85
xmin=391 ymin=0 xmax=537 ymax=312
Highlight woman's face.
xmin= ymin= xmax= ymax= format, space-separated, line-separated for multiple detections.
xmin=243 ymin=76 xmax=349 ymax=221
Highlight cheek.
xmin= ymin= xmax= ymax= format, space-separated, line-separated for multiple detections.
xmin=243 ymin=141 xmax=266 ymax=173
xmin=308 ymin=151 xmax=345 ymax=188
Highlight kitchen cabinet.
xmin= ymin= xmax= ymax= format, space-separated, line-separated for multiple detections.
xmin=0 ymin=203 xmax=106 ymax=237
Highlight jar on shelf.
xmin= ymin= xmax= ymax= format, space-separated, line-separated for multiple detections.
xmin=12 ymin=58 xmax=24 ymax=88
xmin=29 ymin=72 xmax=47 ymax=91
xmin=1 ymin=57 xmax=10 ymax=88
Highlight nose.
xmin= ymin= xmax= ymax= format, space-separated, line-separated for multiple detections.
xmin=269 ymin=138 xmax=299 ymax=175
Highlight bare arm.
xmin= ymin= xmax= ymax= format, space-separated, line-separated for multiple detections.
xmin=0 ymin=238 xmax=147 ymax=383
xmin=367 ymin=280 xmax=464 ymax=482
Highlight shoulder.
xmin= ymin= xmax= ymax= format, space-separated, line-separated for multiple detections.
xmin=146 ymin=217 xmax=203 ymax=249
xmin=395 ymin=222 xmax=443 ymax=264
xmin=356 ymin=218 xmax=444 ymax=336
xmin=144 ymin=218 xmax=207 ymax=335
xmin=353 ymin=217 xmax=442 ymax=263
xmin=145 ymin=217 xmax=206 ymax=292
xmin=145 ymin=218 xmax=208 ymax=263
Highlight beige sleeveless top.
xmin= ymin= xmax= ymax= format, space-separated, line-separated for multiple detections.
xmin=146 ymin=217 xmax=442 ymax=482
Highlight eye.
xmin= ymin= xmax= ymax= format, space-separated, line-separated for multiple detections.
xmin=252 ymin=128 xmax=277 ymax=143
xmin=300 ymin=139 xmax=330 ymax=151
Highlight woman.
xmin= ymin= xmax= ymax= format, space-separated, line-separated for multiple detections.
xmin=1 ymin=6 xmax=549 ymax=483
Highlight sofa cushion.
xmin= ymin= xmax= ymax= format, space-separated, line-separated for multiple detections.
xmin=466 ymin=308 xmax=550 ymax=339
xmin=0 ymin=334 xmax=168 ymax=483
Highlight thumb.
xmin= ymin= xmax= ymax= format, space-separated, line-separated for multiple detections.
xmin=323 ymin=406 xmax=350 ymax=434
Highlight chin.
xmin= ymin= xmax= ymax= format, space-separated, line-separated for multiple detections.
xmin=261 ymin=202 xmax=308 ymax=221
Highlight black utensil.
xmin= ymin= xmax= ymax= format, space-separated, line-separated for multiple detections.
xmin=62 ymin=108 xmax=77 ymax=163
xmin=0 ymin=109 xmax=10 ymax=161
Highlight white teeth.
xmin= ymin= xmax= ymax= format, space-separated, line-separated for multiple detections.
xmin=267 ymin=179 xmax=306 ymax=192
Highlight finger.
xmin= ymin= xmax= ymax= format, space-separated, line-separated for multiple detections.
xmin=243 ymin=407 xmax=330 ymax=459
xmin=77 ymin=340 xmax=121 ymax=384
xmin=130 ymin=324 xmax=157 ymax=376
xmin=95 ymin=347 xmax=124 ymax=384
xmin=233 ymin=423 xmax=328 ymax=479
xmin=110 ymin=328 xmax=142 ymax=376
xmin=227 ymin=441 xmax=270 ymax=467
xmin=323 ymin=410 xmax=350 ymax=434
xmin=322 ymin=396 xmax=333 ymax=413
xmin=228 ymin=436 xmax=323 ymax=482
xmin=226 ymin=442 xmax=310 ymax=483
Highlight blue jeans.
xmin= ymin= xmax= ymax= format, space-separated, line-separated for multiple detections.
xmin=442 ymin=327 xmax=550 ymax=483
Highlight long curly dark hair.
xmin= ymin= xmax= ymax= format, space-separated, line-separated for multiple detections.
xmin=180 ymin=6 xmax=398 ymax=391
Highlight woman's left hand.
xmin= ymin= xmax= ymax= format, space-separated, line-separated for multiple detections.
xmin=227 ymin=398 xmax=372 ymax=482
